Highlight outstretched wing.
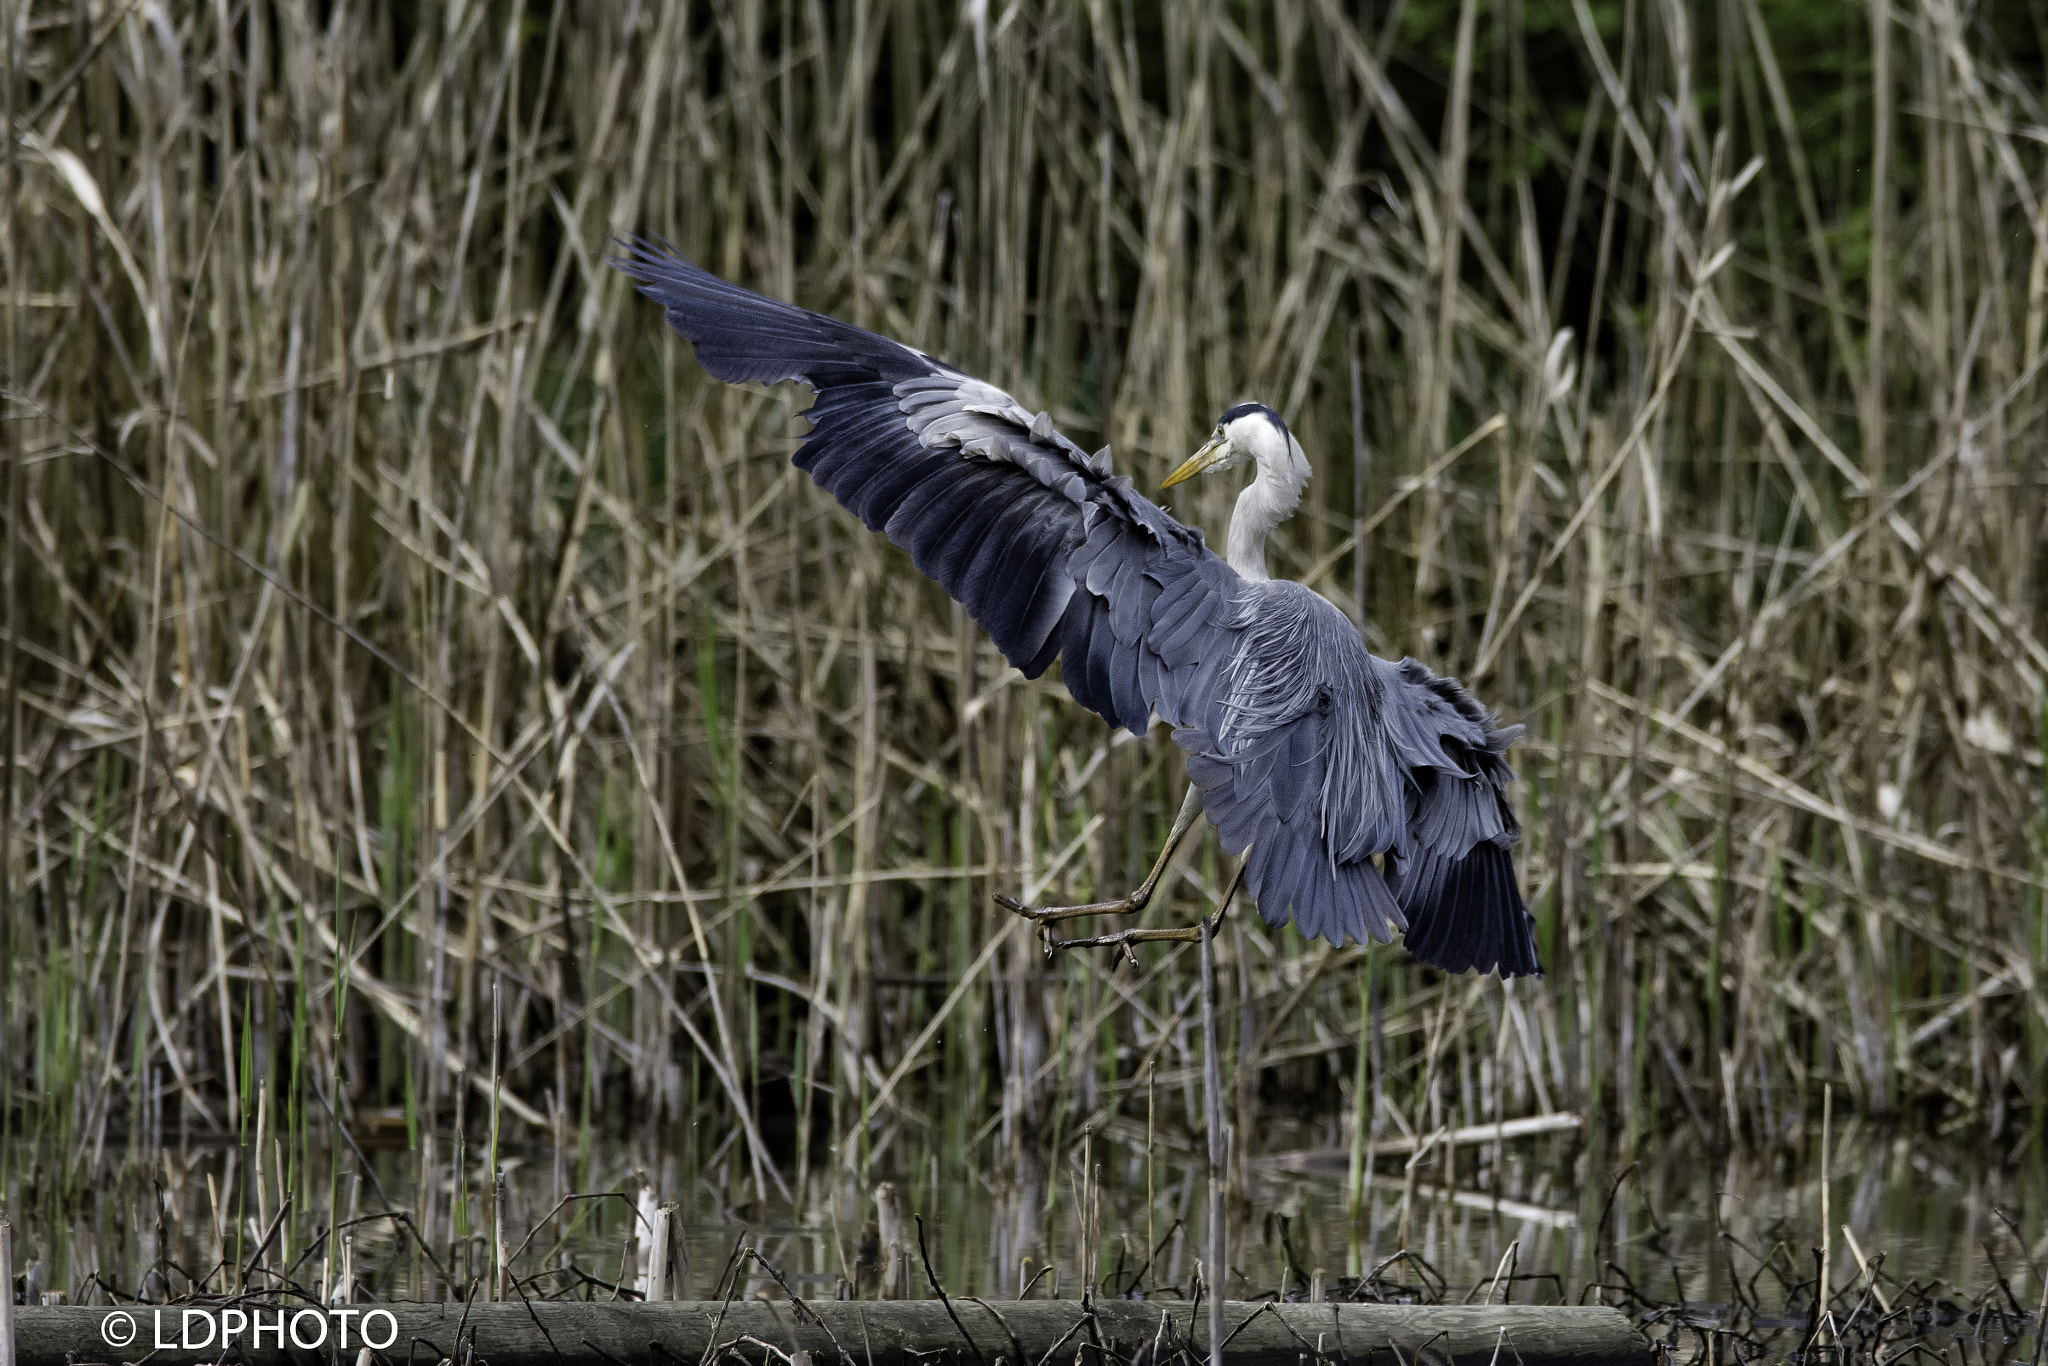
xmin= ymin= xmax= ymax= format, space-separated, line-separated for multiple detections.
xmin=611 ymin=240 xmax=1243 ymax=742
xmin=612 ymin=242 xmax=1537 ymax=978
xmin=1378 ymin=658 xmax=1541 ymax=977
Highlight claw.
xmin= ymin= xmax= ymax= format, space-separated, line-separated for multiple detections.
xmin=995 ymin=891 xmax=1078 ymax=927
xmin=1045 ymin=924 xmax=1203 ymax=962
xmin=993 ymin=888 xmax=1147 ymax=927
xmin=1018 ymin=846 xmax=1247 ymax=968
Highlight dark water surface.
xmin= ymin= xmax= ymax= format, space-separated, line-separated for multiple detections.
xmin=8 ymin=1114 xmax=2042 ymax=1348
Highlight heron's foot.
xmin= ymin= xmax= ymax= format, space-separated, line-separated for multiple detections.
xmin=1044 ymin=918 xmax=1223 ymax=969
xmin=993 ymin=890 xmax=1149 ymax=927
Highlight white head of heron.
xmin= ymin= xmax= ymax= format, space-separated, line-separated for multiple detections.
xmin=1162 ymin=402 xmax=1310 ymax=582
xmin=1161 ymin=402 xmax=1296 ymax=487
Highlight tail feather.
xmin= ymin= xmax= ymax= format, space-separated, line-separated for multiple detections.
xmin=1391 ymin=841 xmax=1541 ymax=978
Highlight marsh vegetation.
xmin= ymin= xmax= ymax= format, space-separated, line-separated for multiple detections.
xmin=2 ymin=0 xmax=2046 ymax=1355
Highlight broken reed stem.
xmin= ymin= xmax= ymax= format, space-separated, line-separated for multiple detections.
xmin=2030 ymin=1260 xmax=2047 ymax=1366
xmin=1145 ymin=1063 xmax=1156 ymax=1288
xmin=491 ymin=976 xmax=503 ymax=1302
xmin=1819 ymin=1084 xmax=1833 ymax=1345
xmin=0 ymin=1220 xmax=16 ymax=1366
xmin=1202 ymin=910 xmax=1225 ymax=1366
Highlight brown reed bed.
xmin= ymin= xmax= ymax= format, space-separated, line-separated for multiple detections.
xmin=0 ymin=0 xmax=2044 ymax=1308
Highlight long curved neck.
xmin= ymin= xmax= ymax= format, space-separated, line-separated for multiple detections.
xmin=1226 ymin=460 xmax=1305 ymax=582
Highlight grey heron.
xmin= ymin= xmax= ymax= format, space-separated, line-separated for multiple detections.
xmin=613 ymin=242 xmax=1540 ymax=980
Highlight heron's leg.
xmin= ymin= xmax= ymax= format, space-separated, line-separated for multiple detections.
xmin=994 ymin=785 xmax=1204 ymax=927
xmin=1045 ymin=857 xmax=1248 ymax=969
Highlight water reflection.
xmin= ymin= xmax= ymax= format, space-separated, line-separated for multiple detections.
xmin=6 ymin=1116 xmax=2039 ymax=1328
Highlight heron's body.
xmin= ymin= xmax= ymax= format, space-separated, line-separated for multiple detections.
xmin=615 ymin=242 xmax=1540 ymax=978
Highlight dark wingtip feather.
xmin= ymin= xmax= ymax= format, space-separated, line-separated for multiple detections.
xmin=608 ymin=238 xmax=931 ymax=387
xmin=1399 ymin=842 xmax=1542 ymax=979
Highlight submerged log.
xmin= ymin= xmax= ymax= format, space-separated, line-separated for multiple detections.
xmin=14 ymin=1299 xmax=1646 ymax=1366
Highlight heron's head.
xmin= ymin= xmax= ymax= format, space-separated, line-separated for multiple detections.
xmin=1161 ymin=402 xmax=1299 ymax=489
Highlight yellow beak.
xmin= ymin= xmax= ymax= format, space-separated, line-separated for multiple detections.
xmin=1161 ymin=437 xmax=1228 ymax=490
